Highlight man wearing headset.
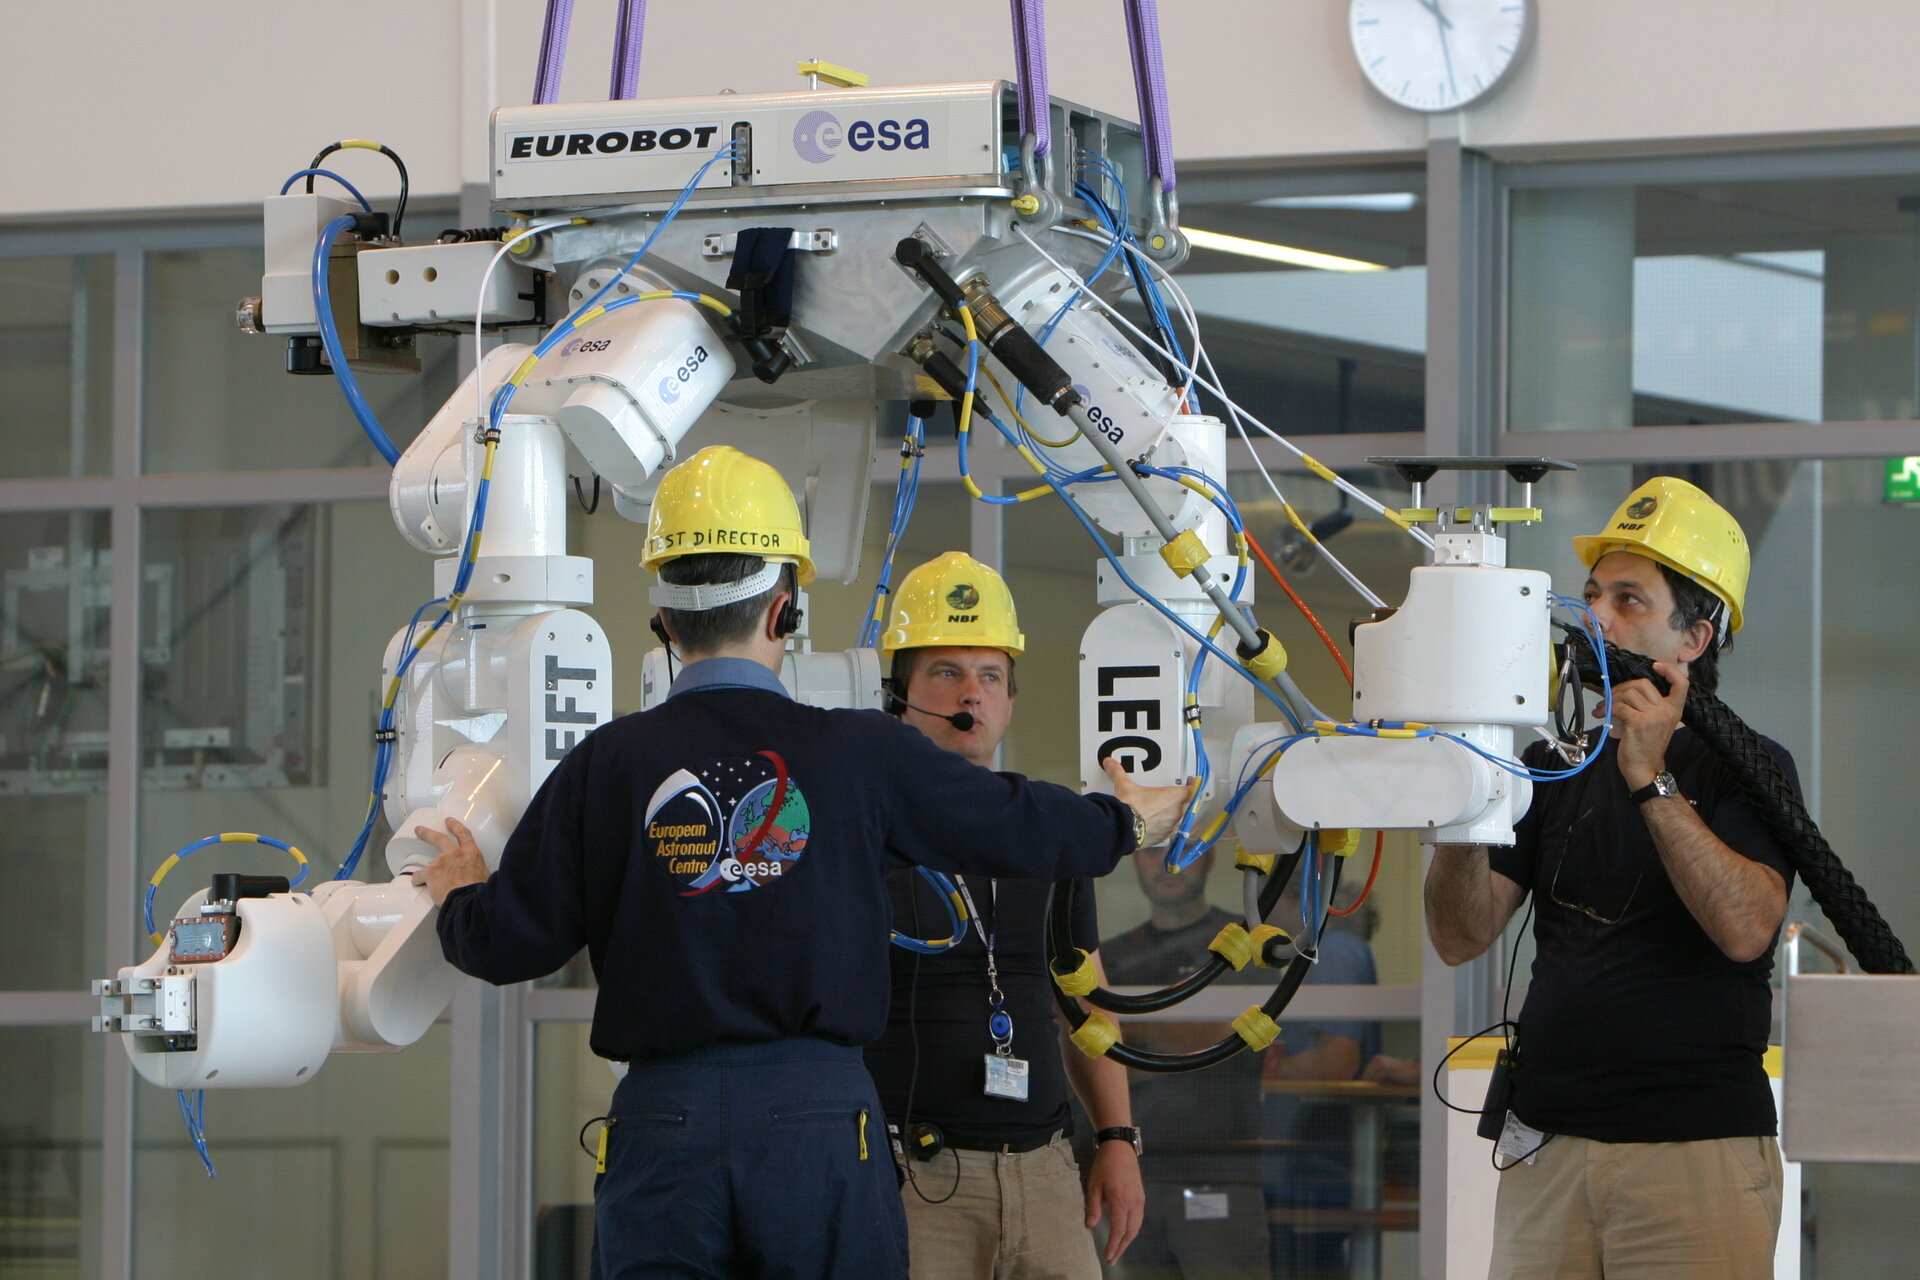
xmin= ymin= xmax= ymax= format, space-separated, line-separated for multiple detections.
xmin=864 ymin=551 xmax=1146 ymax=1280
xmin=1424 ymin=477 xmax=1798 ymax=1280
xmin=412 ymin=451 xmax=1193 ymax=1280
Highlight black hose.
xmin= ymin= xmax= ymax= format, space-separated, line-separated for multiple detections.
xmin=1044 ymin=842 xmax=1315 ymax=1073
xmin=1564 ymin=629 xmax=1912 ymax=975
xmin=306 ymin=143 xmax=410 ymax=241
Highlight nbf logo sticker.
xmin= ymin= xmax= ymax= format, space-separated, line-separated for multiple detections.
xmin=792 ymin=109 xmax=932 ymax=164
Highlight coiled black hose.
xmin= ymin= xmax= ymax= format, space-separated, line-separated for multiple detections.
xmin=1564 ymin=628 xmax=1912 ymax=974
xmin=1044 ymin=844 xmax=1326 ymax=1073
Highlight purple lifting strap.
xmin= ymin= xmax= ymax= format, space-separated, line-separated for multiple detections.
xmin=609 ymin=0 xmax=646 ymax=100
xmin=1009 ymin=0 xmax=1052 ymax=160
xmin=1123 ymin=0 xmax=1177 ymax=193
xmin=533 ymin=0 xmax=576 ymax=105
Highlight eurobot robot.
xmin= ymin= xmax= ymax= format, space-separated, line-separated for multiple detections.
xmin=94 ymin=76 xmax=1574 ymax=1093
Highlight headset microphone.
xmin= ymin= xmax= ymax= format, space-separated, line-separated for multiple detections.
xmin=883 ymin=683 xmax=975 ymax=731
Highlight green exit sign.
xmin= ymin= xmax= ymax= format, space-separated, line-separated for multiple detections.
xmin=1888 ymin=457 xmax=1920 ymax=504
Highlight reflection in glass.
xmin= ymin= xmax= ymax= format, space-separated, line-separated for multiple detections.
xmin=135 ymin=501 xmax=427 ymax=952
xmin=0 ymin=254 xmax=114 ymax=480
xmin=0 ymin=1028 xmax=103 ymax=1276
xmin=0 ymin=510 xmax=111 ymax=990
xmin=144 ymin=247 xmax=457 ymax=473
xmin=533 ymin=1024 xmax=606 ymax=1279
xmin=1509 ymin=173 xmax=1920 ymax=429
xmin=133 ymin=1023 xmax=450 ymax=1280
xmin=1158 ymin=177 xmax=1427 ymax=438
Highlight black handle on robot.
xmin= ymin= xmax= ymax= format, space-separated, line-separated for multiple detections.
xmin=894 ymin=238 xmax=1080 ymax=412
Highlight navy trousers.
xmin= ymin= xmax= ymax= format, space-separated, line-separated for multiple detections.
xmin=590 ymin=1038 xmax=909 ymax=1280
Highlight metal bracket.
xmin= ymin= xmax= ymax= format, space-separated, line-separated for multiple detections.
xmin=701 ymin=229 xmax=838 ymax=258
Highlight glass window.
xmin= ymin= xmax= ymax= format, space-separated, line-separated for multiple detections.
xmin=135 ymin=502 xmax=426 ymax=955
xmin=532 ymin=1023 xmax=605 ymax=1280
xmin=143 ymin=247 xmax=457 ymax=473
xmin=0 ymin=510 xmax=111 ymax=990
xmin=1508 ymin=171 xmax=1920 ymax=430
xmin=0 ymin=254 xmax=114 ymax=480
xmin=0 ymin=1027 xmax=102 ymax=1277
xmin=132 ymin=1023 xmax=450 ymax=1280
xmin=1170 ymin=175 xmax=1427 ymax=438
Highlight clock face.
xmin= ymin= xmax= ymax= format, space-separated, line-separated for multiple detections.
xmin=1350 ymin=0 xmax=1532 ymax=112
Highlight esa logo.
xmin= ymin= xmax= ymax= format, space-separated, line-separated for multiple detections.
xmin=792 ymin=109 xmax=932 ymax=164
xmin=657 ymin=345 xmax=712 ymax=405
xmin=559 ymin=337 xmax=612 ymax=358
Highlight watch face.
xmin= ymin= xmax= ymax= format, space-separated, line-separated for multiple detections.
xmin=1350 ymin=0 xmax=1532 ymax=113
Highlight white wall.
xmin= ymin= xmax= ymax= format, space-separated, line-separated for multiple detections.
xmin=8 ymin=0 xmax=1920 ymax=222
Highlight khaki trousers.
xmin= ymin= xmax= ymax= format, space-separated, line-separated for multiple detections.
xmin=899 ymin=1137 xmax=1101 ymax=1280
xmin=1489 ymin=1134 xmax=1783 ymax=1280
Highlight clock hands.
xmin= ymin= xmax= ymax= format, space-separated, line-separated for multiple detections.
xmin=1416 ymin=0 xmax=1460 ymax=105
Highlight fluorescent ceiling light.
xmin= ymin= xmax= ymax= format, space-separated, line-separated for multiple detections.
xmin=1254 ymin=193 xmax=1421 ymax=213
xmin=1182 ymin=227 xmax=1387 ymax=273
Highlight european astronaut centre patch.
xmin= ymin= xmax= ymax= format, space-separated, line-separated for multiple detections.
xmin=645 ymin=751 xmax=811 ymax=896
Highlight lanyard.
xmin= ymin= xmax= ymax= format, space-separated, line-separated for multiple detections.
xmin=953 ymin=876 xmax=1014 ymax=1056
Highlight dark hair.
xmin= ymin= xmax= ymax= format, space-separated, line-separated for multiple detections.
xmin=1657 ymin=563 xmax=1731 ymax=695
xmin=887 ymin=648 xmax=1019 ymax=712
xmin=657 ymin=553 xmax=796 ymax=655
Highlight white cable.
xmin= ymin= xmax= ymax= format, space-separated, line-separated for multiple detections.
xmin=1198 ymin=341 xmax=1388 ymax=607
xmin=1046 ymin=224 xmax=1397 ymax=604
xmin=473 ymin=219 xmax=576 ymax=422
xmin=1016 ymin=225 xmax=1429 ymax=551
xmin=1054 ymin=223 xmax=1202 ymax=402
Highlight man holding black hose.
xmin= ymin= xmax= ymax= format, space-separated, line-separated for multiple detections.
xmin=1424 ymin=477 xmax=1798 ymax=1280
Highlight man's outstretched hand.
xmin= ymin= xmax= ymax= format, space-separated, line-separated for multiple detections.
xmin=1102 ymin=756 xmax=1199 ymax=848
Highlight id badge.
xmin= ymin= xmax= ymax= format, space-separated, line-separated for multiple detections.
xmin=983 ymin=1053 xmax=1031 ymax=1100
xmin=1495 ymin=1112 xmax=1546 ymax=1166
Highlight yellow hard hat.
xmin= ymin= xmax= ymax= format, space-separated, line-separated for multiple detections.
xmin=880 ymin=552 xmax=1025 ymax=657
xmin=641 ymin=446 xmax=815 ymax=585
xmin=1571 ymin=476 xmax=1748 ymax=634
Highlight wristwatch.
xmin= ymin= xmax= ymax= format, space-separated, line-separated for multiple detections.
xmin=1095 ymin=1125 xmax=1143 ymax=1156
xmin=1628 ymin=770 xmax=1682 ymax=805
xmin=1128 ymin=805 xmax=1148 ymax=851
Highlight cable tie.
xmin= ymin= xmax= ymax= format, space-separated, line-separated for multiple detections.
xmin=373 ymin=728 xmax=398 ymax=744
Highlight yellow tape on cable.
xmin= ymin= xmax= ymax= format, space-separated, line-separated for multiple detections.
xmin=1208 ymin=922 xmax=1256 ymax=971
xmin=1052 ymin=948 xmax=1099 ymax=997
xmin=1240 ymin=630 xmax=1288 ymax=682
xmin=1320 ymin=828 xmax=1361 ymax=858
xmin=1233 ymin=1007 xmax=1282 ymax=1052
xmin=1158 ymin=529 xmax=1211 ymax=578
xmin=1234 ymin=845 xmax=1277 ymax=875
xmin=1249 ymin=924 xmax=1290 ymax=967
xmin=1070 ymin=1010 xmax=1120 ymax=1059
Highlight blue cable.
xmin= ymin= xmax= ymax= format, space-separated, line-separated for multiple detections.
xmin=179 ymin=1089 xmax=214 ymax=1178
xmin=969 ymin=401 xmax=1305 ymax=735
xmin=312 ymin=215 xmax=402 ymax=466
xmin=280 ymin=168 xmax=373 ymax=210
xmin=142 ymin=833 xmax=312 ymax=940
xmin=569 ymin=142 xmax=739 ymax=323
xmin=859 ymin=413 xmax=926 ymax=650
xmin=889 ymin=868 xmax=972 ymax=954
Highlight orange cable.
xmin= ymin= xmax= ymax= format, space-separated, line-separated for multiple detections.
xmin=1243 ymin=529 xmax=1353 ymax=685
xmin=1327 ymin=831 xmax=1386 ymax=917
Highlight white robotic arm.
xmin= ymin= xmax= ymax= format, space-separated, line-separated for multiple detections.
xmin=95 ymin=264 xmax=745 ymax=1088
